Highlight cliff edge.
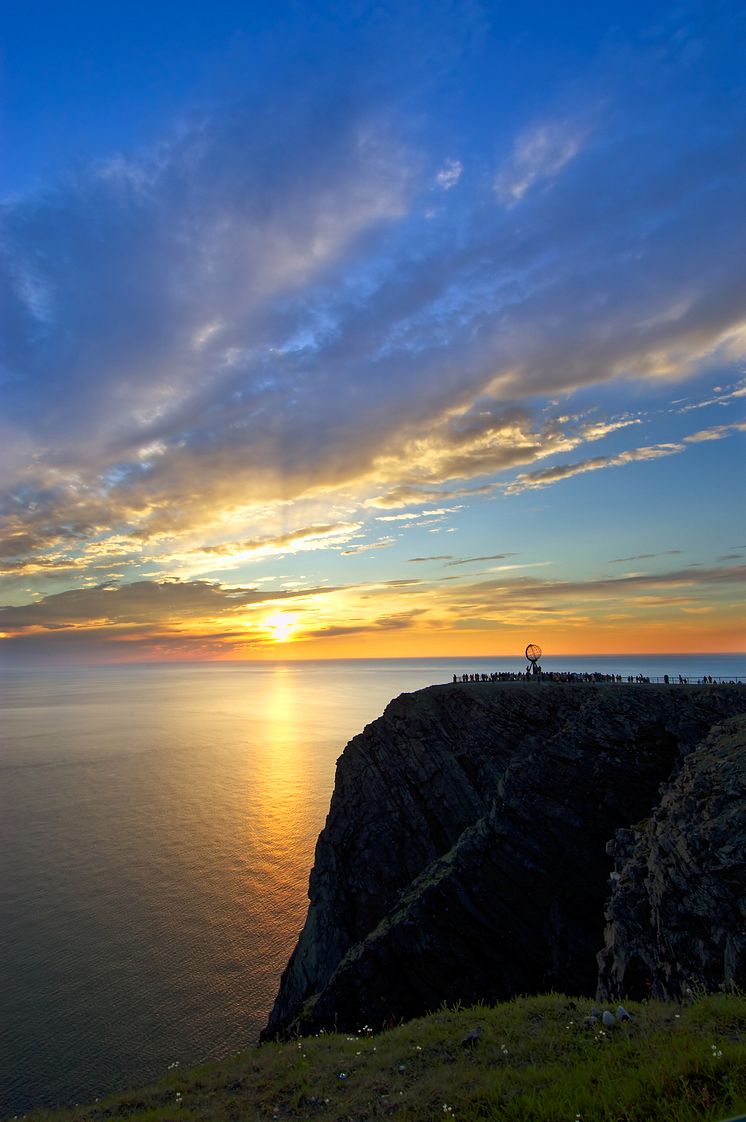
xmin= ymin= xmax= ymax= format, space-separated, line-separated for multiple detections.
xmin=263 ymin=682 xmax=746 ymax=1039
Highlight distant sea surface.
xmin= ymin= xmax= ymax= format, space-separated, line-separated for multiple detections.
xmin=1 ymin=654 xmax=744 ymax=1115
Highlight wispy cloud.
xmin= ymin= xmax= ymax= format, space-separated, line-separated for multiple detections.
xmin=0 ymin=578 xmax=337 ymax=633
xmin=609 ymin=550 xmax=683 ymax=563
xmin=445 ymin=553 xmax=518 ymax=567
xmin=683 ymin=420 xmax=746 ymax=442
xmin=4 ymin=34 xmax=745 ymax=567
xmin=1 ymin=1 xmax=745 ymax=654
xmin=425 ymin=564 xmax=746 ymax=634
xmin=406 ymin=555 xmax=454 ymax=563
xmin=435 ymin=158 xmax=463 ymax=190
xmin=305 ymin=608 xmax=426 ymax=640
xmin=366 ymin=488 xmax=458 ymax=510
xmin=672 ymin=377 xmax=746 ymax=411
xmin=494 ymin=120 xmax=587 ymax=204
xmin=503 ymin=444 xmax=685 ymax=494
xmin=200 ymin=524 xmax=353 ymax=553
xmin=340 ymin=538 xmax=395 ymax=555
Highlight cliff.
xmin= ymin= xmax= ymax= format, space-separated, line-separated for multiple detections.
xmin=263 ymin=682 xmax=746 ymax=1039
xmin=598 ymin=712 xmax=746 ymax=1001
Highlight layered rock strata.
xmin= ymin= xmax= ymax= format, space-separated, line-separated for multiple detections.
xmin=263 ymin=682 xmax=746 ymax=1038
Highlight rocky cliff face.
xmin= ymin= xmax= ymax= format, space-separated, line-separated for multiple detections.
xmin=263 ymin=682 xmax=746 ymax=1039
xmin=598 ymin=712 xmax=746 ymax=1001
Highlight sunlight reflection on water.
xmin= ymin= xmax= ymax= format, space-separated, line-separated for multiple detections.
xmin=0 ymin=659 xmax=453 ymax=1114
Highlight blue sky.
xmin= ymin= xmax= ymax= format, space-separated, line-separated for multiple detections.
xmin=0 ymin=0 xmax=744 ymax=661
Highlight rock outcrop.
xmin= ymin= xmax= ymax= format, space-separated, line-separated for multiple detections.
xmin=263 ymin=682 xmax=746 ymax=1039
xmin=598 ymin=712 xmax=746 ymax=1001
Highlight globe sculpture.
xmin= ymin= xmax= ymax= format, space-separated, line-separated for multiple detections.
xmin=525 ymin=643 xmax=542 ymax=675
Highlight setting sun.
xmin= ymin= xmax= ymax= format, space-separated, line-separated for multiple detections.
xmin=264 ymin=612 xmax=298 ymax=643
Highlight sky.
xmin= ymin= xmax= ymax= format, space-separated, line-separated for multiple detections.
xmin=0 ymin=0 xmax=744 ymax=663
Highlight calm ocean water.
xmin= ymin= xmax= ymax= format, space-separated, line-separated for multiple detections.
xmin=1 ymin=654 xmax=744 ymax=1115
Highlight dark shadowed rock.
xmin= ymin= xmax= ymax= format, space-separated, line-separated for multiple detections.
xmin=262 ymin=682 xmax=746 ymax=1039
xmin=597 ymin=712 xmax=746 ymax=1002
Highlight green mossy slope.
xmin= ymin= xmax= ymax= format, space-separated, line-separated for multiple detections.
xmin=21 ymin=993 xmax=746 ymax=1122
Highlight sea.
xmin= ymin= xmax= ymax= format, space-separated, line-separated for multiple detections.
xmin=1 ymin=654 xmax=744 ymax=1116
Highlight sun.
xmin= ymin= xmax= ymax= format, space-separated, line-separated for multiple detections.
xmin=264 ymin=612 xmax=298 ymax=643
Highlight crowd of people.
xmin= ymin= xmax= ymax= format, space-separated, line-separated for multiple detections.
xmin=451 ymin=671 xmax=734 ymax=685
xmin=451 ymin=670 xmax=650 ymax=683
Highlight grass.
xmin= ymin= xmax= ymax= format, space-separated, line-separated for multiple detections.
xmin=18 ymin=993 xmax=746 ymax=1122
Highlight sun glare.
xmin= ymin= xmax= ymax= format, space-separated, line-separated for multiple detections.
xmin=264 ymin=612 xmax=297 ymax=643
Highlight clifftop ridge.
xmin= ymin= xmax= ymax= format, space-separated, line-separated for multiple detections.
xmin=264 ymin=681 xmax=746 ymax=1039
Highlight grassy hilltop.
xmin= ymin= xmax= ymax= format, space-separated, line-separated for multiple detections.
xmin=22 ymin=992 xmax=746 ymax=1122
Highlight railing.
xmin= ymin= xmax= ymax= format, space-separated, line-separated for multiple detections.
xmin=452 ymin=674 xmax=746 ymax=685
xmin=620 ymin=675 xmax=746 ymax=684
xmin=561 ymin=675 xmax=746 ymax=685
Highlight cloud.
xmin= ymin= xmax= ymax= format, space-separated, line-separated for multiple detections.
xmin=0 ymin=578 xmax=338 ymax=635
xmin=200 ymin=524 xmax=352 ymax=554
xmin=195 ymin=523 xmax=362 ymax=559
xmin=580 ymin=418 xmax=641 ymax=441
xmin=435 ymin=158 xmax=462 ymax=190
xmin=2 ymin=2 xmax=746 ymax=605
xmin=452 ymin=564 xmax=746 ymax=605
xmin=362 ymin=399 xmax=682 ymax=502
xmin=683 ymin=420 xmax=746 ymax=442
xmin=673 ymin=376 xmax=746 ymax=411
xmin=407 ymin=555 xmax=454 ymax=562
xmin=445 ymin=553 xmax=518 ymax=566
xmin=419 ymin=562 xmax=746 ymax=634
xmin=494 ymin=120 xmax=587 ymax=204
xmin=1 ymin=93 xmax=415 ymax=541
xmin=304 ymin=608 xmax=426 ymax=640
xmin=366 ymin=487 xmax=456 ymax=510
xmin=609 ymin=550 xmax=683 ymax=563
xmin=340 ymin=538 xmax=395 ymax=555
xmin=374 ymin=506 xmax=462 ymax=522
xmin=504 ymin=444 xmax=685 ymax=494
xmin=486 ymin=561 xmax=552 ymax=573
